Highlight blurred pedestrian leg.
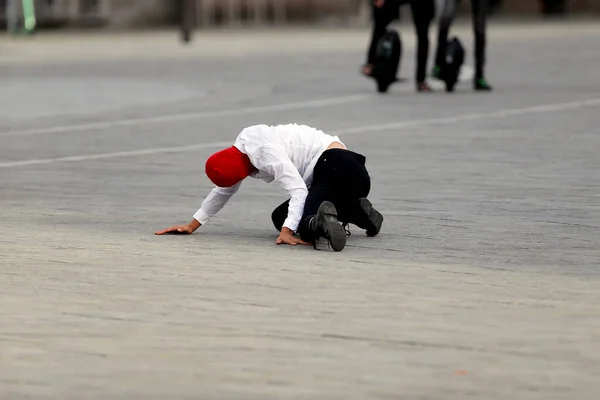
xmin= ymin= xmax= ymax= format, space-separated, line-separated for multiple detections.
xmin=6 ymin=0 xmax=19 ymax=34
xmin=432 ymin=0 xmax=493 ymax=91
xmin=180 ymin=0 xmax=196 ymax=43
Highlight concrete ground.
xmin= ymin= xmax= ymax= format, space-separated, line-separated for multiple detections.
xmin=1 ymin=21 xmax=600 ymax=399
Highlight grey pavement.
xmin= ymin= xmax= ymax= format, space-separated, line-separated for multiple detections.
xmin=1 ymin=21 xmax=600 ymax=399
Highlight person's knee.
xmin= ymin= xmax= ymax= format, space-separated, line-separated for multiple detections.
xmin=271 ymin=208 xmax=285 ymax=232
xmin=271 ymin=215 xmax=282 ymax=232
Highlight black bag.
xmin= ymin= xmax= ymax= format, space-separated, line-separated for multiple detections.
xmin=441 ymin=36 xmax=465 ymax=92
xmin=372 ymin=29 xmax=402 ymax=93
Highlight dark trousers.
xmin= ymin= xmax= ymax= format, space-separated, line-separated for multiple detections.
xmin=435 ymin=0 xmax=489 ymax=79
xmin=541 ymin=0 xmax=566 ymax=14
xmin=271 ymin=149 xmax=371 ymax=242
xmin=367 ymin=0 xmax=435 ymax=84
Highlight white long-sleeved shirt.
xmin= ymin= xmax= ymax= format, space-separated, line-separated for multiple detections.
xmin=193 ymin=124 xmax=344 ymax=232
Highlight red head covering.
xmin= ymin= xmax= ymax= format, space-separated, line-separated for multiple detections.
xmin=205 ymin=146 xmax=255 ymax=187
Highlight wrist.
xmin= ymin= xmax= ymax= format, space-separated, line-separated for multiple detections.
xmin=188 ymin=219 xmax=201 ymax=232
xmin=281 ymin=227 xmax=294 ymax=235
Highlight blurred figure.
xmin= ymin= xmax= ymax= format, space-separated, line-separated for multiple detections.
xmin=362 ymin=0 xmax=436 ymax=92
xmin=432 ymin=0 xmax=493 ymax=91
xmin=6 ymin=0 xmax=19 ymax=34
xmin=541 ymin=0 xmax=566 ymax=15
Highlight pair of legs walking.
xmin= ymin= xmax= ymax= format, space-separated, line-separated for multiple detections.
xmin=271 ymin=149 xmax=383 ymax=251
xmin=365 ymin=0 xmax=435 ymax=92
xmin=433 ymin=0 xmax=493 ymax=90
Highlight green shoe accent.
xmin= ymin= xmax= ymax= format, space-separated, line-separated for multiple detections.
xmin=474 ymin=78 xmax=493 ymax=91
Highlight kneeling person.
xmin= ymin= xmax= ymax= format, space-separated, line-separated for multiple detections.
xmin=155 ymin=124 xmax=384 ymax=251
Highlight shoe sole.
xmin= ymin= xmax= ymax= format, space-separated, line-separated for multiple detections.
xmin=316 ymin=201 xmax=346 ymax=252
xmin=359 ymin=198 xmax=384 ymax=237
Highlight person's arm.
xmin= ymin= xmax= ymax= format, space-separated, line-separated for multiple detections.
xmin=255 ymin=145 xmax=310 ymax=245
xmin=155 ymin=183 xmax=241 ymax=235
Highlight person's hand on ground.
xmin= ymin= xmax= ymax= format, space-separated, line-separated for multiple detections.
xmin=155 ymin=225 xmax=193 ymax=235
xmin=276 ymin=227 xmax=310 ymax=246
xmin=155 ymin=219 xmax=201 ymax=235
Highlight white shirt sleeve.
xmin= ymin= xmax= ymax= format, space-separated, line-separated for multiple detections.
xmin=192 ymin=181 xmax=242 ymax=225
xmin=254 ymin=144 xmax=308 ymax=232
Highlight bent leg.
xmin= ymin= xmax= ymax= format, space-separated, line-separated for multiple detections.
xmin=332 ymin=157 xmax=383 ymax=237
xmin=297 ymin=149 xmax=384 ymax=246
xmin=314 ymin=149 xmax=383 ymax=237
xmin=297 ymin=150 xmax=352 ymax=250
xmin=297 ymin=182 xmax=347 ymax=252
xmin=297 ymin=183 xmax=337 ymax=243
xmin=271 ymin=199 xmax=290 ymax=232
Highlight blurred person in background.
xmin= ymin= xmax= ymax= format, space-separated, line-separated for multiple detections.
xmin=6 ymin=0 xmax=19 ymax=34
xmin=431 ymin=0 xmax=493 ymax=91
xmin=362 ymin=0 xmax=436 ymax=92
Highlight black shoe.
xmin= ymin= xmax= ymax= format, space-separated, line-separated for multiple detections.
xmin=310 ymin=201 xmax=347 ymax=252
xmin=358 ymin=198 xmax=384 ymax=237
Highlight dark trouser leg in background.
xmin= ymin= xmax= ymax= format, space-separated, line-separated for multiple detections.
xmin=366 ymin=1 xmax=398 ymax=67
xmin=434 ymin=0 xmax=458 ymax=71
xmin=409 ymin=0 xmax=435 ymax=85
xmin=471 ymin=0 xmax=487 ymax=80
xmin=365 ymin=0 xmax=433 ymax=89
xmin=434 ymin=0 xmax=492 ymax=90
xmin=472 ymin=0 xmax=493 ymax=90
